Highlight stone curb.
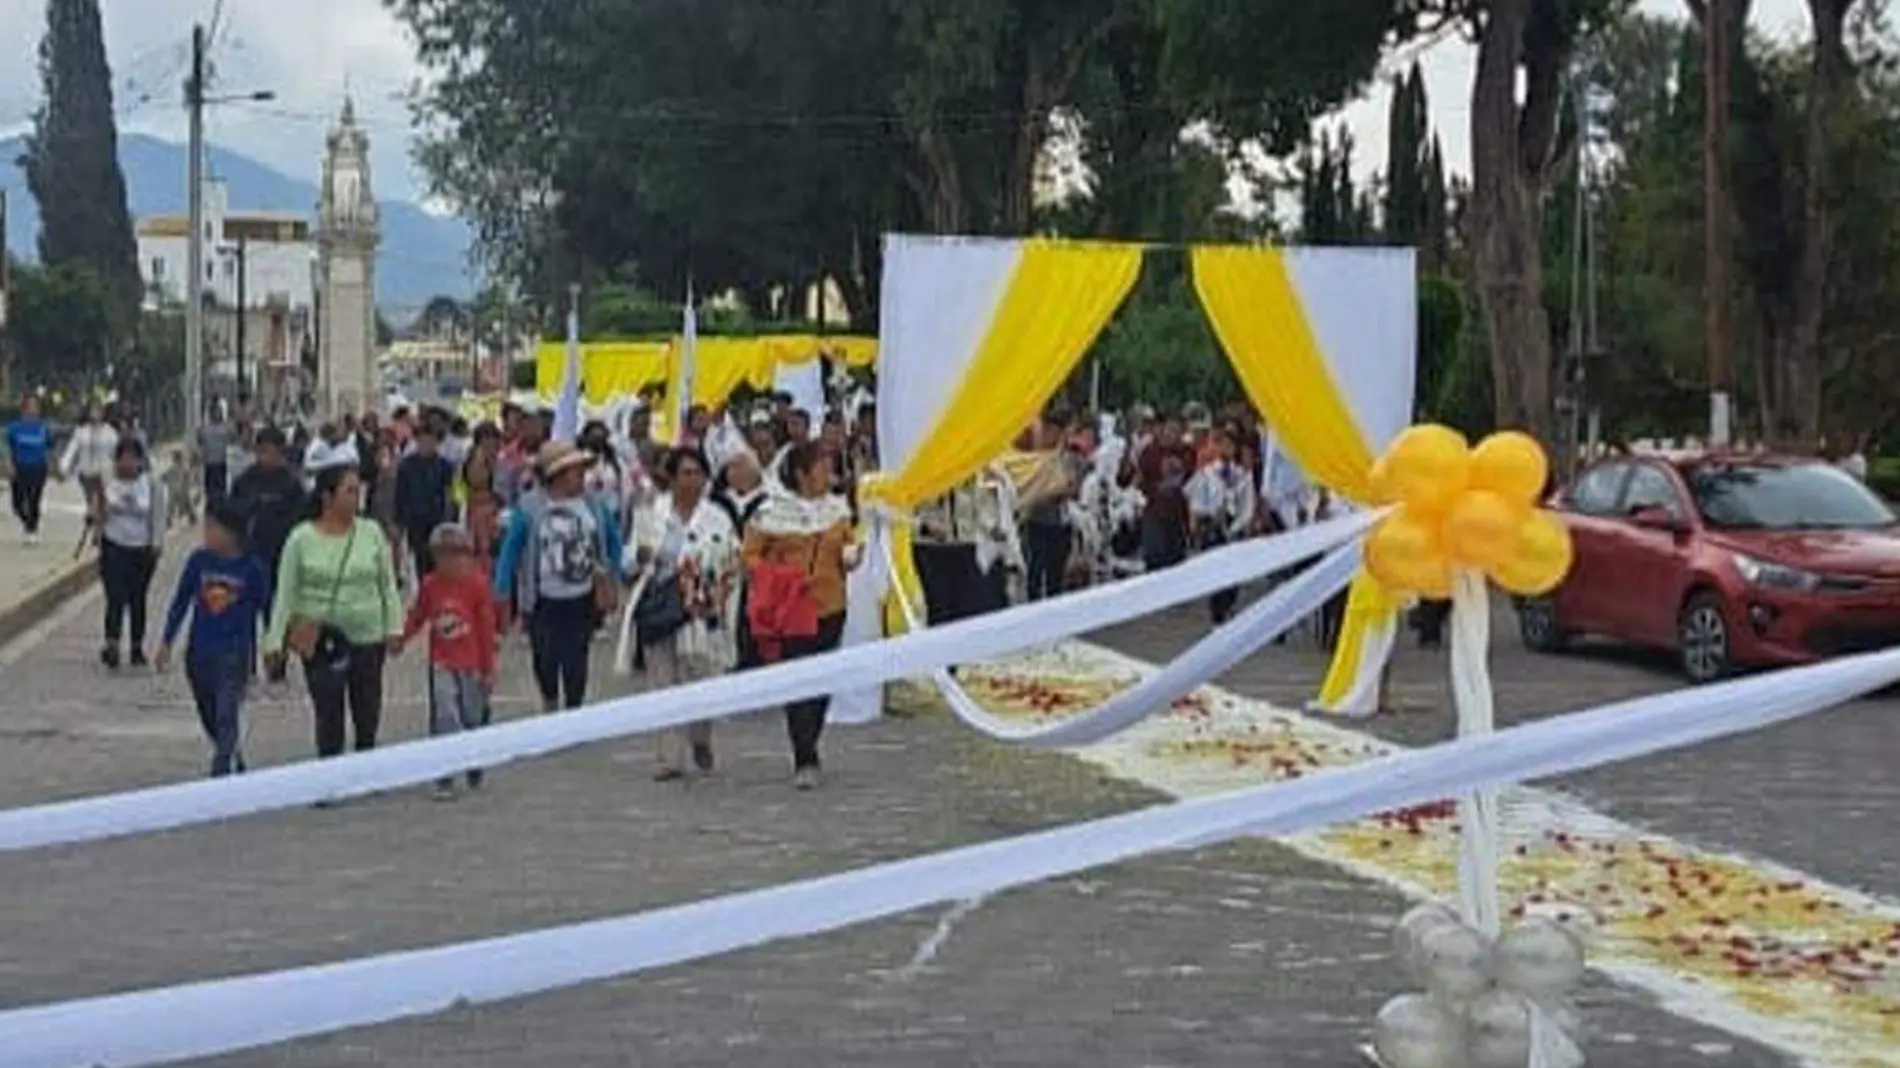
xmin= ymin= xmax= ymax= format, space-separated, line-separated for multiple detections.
xmin=0 ymin=554 xmax=98 ymax=650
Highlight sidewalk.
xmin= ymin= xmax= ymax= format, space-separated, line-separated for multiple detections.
xmin=0 ymin=476 xmax=98 ymax=646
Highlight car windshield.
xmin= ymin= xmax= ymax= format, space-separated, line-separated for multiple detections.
xmin=1687 ymin=463 xmax=1895 ymax=531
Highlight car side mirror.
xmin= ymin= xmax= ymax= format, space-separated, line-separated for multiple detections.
xmin=1630 ymin=505 xmax=1684 ymax=533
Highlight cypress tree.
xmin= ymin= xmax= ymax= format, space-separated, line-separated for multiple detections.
xmin=1383 ymin=66 xmax=1423 ymax=244
xmin=23 ymin=0 xmax=142 ymax=338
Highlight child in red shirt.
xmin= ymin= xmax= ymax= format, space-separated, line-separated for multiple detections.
xmin=400 ymin=522 xmax=498 ymax=799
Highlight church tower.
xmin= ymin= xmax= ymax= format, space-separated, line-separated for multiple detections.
xmin=315 ymin=97 xmax=380 ymax=417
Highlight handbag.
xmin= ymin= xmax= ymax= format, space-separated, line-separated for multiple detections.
xmin=290 ymin=522 xmax=359 ymax=671
xmin=633 ymin=565 xmax=688 ymax=644
xmin=747 ymin=540 xmax=822 ymax=664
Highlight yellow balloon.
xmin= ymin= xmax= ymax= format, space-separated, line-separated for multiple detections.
xmin=1487 ymin=510 xmax=1574 ymax=596
xmin=1365 ymin=507 xmax=1453 ymax=600
xmin=1381 ymin=424 xmax=1471 ymax=515
xmin=1366 ymin=457 xmax=1394 ymax=505
xmin=1470 ymin=431 xmax=1550 ymax=507
xmin=1444 ymin=490 xmax=1527 ymax=569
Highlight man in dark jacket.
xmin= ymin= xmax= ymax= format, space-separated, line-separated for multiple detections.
xmin=228 ymin=426 xmax=305 ymax=621
xmin=394 ymin=422 xmax=456 ymax=578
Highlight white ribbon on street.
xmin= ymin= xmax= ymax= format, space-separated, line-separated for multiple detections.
xmin=0 ymin=511 xmax=1379 ymax=853
xmin=8 ymin=644 xmax=1900 ymax=1068
xmin=888 ymin=537 xmax=1360 ymax=747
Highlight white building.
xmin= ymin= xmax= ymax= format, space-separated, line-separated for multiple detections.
xmin=135 ymin=179 xmax=316 ymax=398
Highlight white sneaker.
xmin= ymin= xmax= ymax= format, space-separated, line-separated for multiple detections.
xmin=793 ymin=767 xmax=820 ymax=791
xmin=24 ymin=531 xmax=38 ymax=547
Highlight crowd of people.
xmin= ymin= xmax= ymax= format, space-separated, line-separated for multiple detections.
xmin=1 ymin=381 xmax=1351 ymax=795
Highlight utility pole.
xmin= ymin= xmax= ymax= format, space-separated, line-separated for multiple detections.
xmin=1704 ymin=0 xmax=1734 ymax=447
xmin=184 ymin=23 xmax=206 ymax=443
xmin=233 ymin=237 xmax=247 ymax=403
xmin=0 ymin=190 xmax=10 ymax=400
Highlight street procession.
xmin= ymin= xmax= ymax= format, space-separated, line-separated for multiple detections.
xmin=3 ymin=1 xmax=1900 ymax=1066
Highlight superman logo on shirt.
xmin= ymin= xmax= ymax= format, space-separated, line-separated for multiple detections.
xmin=199 ymin=577 xmax=239 ymax=615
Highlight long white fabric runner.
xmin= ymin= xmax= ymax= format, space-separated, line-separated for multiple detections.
xmin=0 ymin=512 xmax=1378 ymax=853
xmin=889 ymin=538 xmax=1361 ymax=747
xmin=9 ymin=645 xmax=1900 ymax=1068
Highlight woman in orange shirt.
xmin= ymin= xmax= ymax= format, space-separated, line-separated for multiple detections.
xmin=742 ymin=440 xmax=860 ymax=789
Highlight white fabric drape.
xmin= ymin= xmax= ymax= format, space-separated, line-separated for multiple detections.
xmin=0 ymin=512 xmax=1378 ymax=853
xmin=551 ymin=303 xmax=583 ymax=443
xmin=1279 ymin=248 xmax=1416 ymax=448
xmin=834 ymin=235 xmax=1028 ymax=725
xmin=772 ymin=360 xmax=825 ymax=430
xmin=12 ymin=643 xmax=1900 ymax=1067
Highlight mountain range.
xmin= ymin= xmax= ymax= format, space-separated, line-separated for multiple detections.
xmin=0 ymin=132 xmax=474 ymax=313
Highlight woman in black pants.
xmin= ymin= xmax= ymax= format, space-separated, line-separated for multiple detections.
xmin=98 ymin=440 xmax=165 ymax=668
xmin=743 ymin=441 xmax=860 ymax=789
xmin=264 ymin=465 xmax=402 ymax=760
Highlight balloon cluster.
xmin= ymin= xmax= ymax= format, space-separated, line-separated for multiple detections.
xmin=1372 ymin=905 xmax=1588 ymax=1068
xmin=1362 ymin=427 xmax=1574 ymax=600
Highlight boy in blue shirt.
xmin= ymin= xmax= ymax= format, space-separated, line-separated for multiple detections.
xmin=155 ymin=500 xmax=270 ymax=777
xmin=5 ymin=394 xmax=51 ymax=544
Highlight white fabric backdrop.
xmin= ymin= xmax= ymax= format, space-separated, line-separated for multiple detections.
xmin=835 ymin=235 xmax=1027 ymax=725
xmin=1280 ymin=247 xmax=1416 ymax=447
xmin=1279 ymin=247 xmax=1417 ymax=716
xmin=772 ymin=360 xmax=826 ymax=431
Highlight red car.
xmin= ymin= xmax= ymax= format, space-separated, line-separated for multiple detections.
xmin=1517 ymin=452 xmax=1900 ymax=682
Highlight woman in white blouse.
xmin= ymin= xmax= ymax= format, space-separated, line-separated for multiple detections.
xmin=97 ymin=439 xmax=167 ymax=669
xmin=628 ymin=446 xmax=739 ymax=780
xmin=1185 ymin=425 xmax=1257 ymax=625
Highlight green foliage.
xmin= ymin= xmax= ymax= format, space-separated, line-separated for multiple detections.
xmin=22 ymin=0 xmax=141 ymax=339
xmin=1296 ymin=128 xmax=1378 ymax=243
xmin=389 ymin=0 xmax=1405 ymax=325
xmin=1089 ymin=253 xmax=1235 ymax=414
xmin=5 ymin=259 xmax=114 ymax=389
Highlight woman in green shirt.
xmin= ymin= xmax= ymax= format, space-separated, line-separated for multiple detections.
xmin=264 ymin=464 xmax=402 ymax=758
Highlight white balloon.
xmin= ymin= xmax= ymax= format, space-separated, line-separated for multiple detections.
xmin=1419 ymin=921 xmax=1493 ymax=1002
xmin=1373 ymin=993 xmax=1468 ymax=1068
xmin=1533 ymin=997 xmax=1585 ymax=1042
xmin=1466 ymin=988 xmax=1535 ymax=1068
xmin=1394 ymin=903 xmax=1461 ymax=977
xmin=1495 ymin=918 xmax=1586 ymax=996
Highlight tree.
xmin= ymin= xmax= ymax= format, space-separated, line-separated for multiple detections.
xmin=1297 ymin=127 xmax=1378 ymax=243
xmin=389 ymin=0 xmax=1410 ymax=324
xmin=5 ymin=259 xmax=115 ymax=388
xmin=1384 ymin=64 xmax=1429 ymax=244
xmin=21 ymin=0 xmax=141 ymax=339
xmin=1091 ymin=254 xmax=1237 ymax=413
xmin=1404 ymin=0 xmax=1624 ymax=445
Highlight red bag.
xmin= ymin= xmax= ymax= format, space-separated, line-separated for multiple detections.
xmin=747 ymin=557 xmax=820 ymax=664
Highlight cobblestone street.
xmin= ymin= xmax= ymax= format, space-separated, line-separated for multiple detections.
xmin=0 ymin=560 xmax=1867 ymax=1066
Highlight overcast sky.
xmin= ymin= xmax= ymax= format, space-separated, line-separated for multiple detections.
xmin=0 ymin=0 xmax=1820 ymax=212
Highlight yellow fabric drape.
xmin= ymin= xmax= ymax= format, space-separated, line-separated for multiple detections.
xmin=1191 ymin=247 xmax=1376 ymax=502
xmin=864 ymin=239 xmax=1144 ymax=631
xmin=685 ymin=338 xmax=776 ymax=408
xmin=534 ymin=342 xmax=671 ymax=404
xmin=1191 ymin=245 xmax=1398 ymax=709
xmin=539 ymin=335 xmax=876 ymax=407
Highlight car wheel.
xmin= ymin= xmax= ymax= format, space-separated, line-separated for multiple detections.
xmin=1517 ymin=597 xmax=1572 ymax=654
xmin=1678 ymin=592 xmax=1733 ymax=683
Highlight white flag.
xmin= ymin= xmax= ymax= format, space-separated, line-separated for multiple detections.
xmin=551 ymin=297 xmax=582 ymax=443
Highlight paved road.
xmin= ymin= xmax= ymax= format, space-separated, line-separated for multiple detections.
xmin=0 ymin=561 xmax=1824 ymax=1066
